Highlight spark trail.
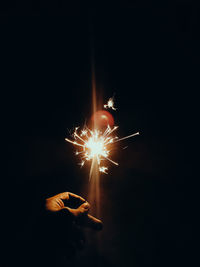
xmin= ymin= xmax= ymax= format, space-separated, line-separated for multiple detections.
xmin=65 ymin=125 xmax=139 ymax=179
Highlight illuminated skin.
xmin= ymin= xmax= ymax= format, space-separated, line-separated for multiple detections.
xmin=45 ymin=192 xmax=103 ymax=230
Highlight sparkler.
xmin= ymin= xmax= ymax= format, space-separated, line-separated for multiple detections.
xmin=104 ymin=97 xmax=117 ymax=111
xmin=65 ymin=98 xmax=139 ymax=179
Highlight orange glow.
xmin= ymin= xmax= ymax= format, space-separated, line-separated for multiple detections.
xmin=91 ymin=110 xmax=114 ymax=128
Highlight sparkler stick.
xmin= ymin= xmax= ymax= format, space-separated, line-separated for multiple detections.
xmin=65 ymin=98 xmax=139 ymax=179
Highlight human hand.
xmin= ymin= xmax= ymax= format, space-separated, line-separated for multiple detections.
xmin=45 ymin=192 xmax=103 ymax=231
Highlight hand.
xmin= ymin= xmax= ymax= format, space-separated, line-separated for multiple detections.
xmin=45 ymin=192 xmax=103 ymax=231
xmin=46 ymin=192 xmax=90 ymax=217
xmin=43 ymin=192 xmax=102 ymax=255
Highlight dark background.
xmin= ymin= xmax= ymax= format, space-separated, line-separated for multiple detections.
xmin=2 ymin=1 xmax=198 ymax=267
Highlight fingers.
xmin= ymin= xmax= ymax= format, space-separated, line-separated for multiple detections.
xmin=46 ymin=192 xmax=103 ymax=232
xmin=78 ymin=202 xmax=90 ymax=213
xmin=57 ymin=192 xmax=69 ymax=200
xmin=55 ymin=192 xmax=86 ymax=204
xmin=47 ymin=193 xmax=103 ymax=231
xmin=64 ymin=202 xmax=90 ymax=218
xmin=65 ymin=202 xmax=103 ymax=231
xmin=45 ymin=197 xmax=64 ymax=212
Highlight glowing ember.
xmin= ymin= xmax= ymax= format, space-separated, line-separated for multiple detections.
xmin=104 ymin=97 xmax=116 ymax=111
xmin=99 ymin=166 xmax=108 ymax=174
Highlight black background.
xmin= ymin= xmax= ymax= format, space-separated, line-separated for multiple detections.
xmin=2 ymin=1 xmax=198 ymax=267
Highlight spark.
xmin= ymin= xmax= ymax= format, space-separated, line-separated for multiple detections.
xmin=104 ymin=97 xmax=117 ymax=110
xmin=80 ymin=130 xmax=88 ymax=136
xmin=65 ymin=125 xmax=139 ymax=179
xmin=99 ymin=166 xmax=108 ymax=174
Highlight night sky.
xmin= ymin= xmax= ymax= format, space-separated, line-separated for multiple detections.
xmin=2 ymin=2 xmax=198 ymax=267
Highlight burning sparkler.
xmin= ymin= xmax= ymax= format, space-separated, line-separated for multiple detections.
xmin=65 ymin=123 xmax=139 ymax=179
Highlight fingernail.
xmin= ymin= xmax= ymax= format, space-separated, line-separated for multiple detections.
xmin=83 ymin=202 xmax=90 ymax=209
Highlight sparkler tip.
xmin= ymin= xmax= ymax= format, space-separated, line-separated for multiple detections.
xmin=65 ymin=118 xmax=139 ymax=177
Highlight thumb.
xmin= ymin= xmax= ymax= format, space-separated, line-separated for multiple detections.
xmin=64 ymin=202 xmax=90 ymax=218
xmin=78 ymin=202 xmax=90 ymax=214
